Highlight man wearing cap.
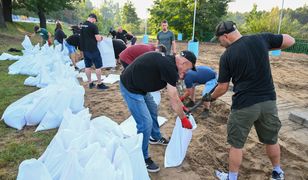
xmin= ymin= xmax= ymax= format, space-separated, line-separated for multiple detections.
xmin=120 ymin=50 xmax=196 ymax=172
xmin=80 ymin=13 xmax=109 ymax=90
xmin=206 ymin=21 xmax=295 ymax=180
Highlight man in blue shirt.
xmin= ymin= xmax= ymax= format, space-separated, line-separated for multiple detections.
xmin=180 ymin=66 xmax=217 ymax=117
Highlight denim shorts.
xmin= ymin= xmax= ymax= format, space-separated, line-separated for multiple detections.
xmin=64 ymin=41 xmax=76 ymax=55
xmin=84 ymin=50 xmax=102 ymax=68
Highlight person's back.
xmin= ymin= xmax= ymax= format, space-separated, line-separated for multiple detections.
xmin=184 ymin=66 xmax=216 ymax=86
xmin=54 ymin=28 xmax=67 ymax=44
xmin=66 ymin=34 xmax=80 ymax=49
xmin=220 ymin=33 xmax=281 ymax=109
xmin=112 ymin=39 xmax=127 ymax=60
xmin=119 ymin=44 xmax=155 ymax=65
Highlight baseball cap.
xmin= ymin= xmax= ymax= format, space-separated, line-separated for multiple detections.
xmin=180 ymin=50 xmax=197 ymax=71
xmin=211 ymin=21 xmax=237 ymax=42
xmin=88 ymin=13 xmax=97 ymax=21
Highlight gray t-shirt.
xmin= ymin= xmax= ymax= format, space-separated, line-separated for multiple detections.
xmin=157 ymin=30 xmax=175 ymax=55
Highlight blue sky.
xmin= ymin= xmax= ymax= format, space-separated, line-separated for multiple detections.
xmin=91 ymin=0 xmax=308 ymax=18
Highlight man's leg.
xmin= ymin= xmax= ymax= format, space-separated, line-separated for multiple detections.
xmin=93 ymin=51 xmax=103 ymax=85
xmin=85 ymin=68 xmax=92 ymax=83
xmin=145 ymin=93 xmax=161 ymax=140
xmin=266 ymin=143 xmax=281 ymax=166
xmin=95 ymin=68 xmax=102 ymax=84
xmin=229 ymin=147 xmax=242 ymax=174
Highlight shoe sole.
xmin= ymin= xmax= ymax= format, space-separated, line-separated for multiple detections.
xmin=147 ymin=167 xmax=160 ymax=173
xmin=149 ymin=141 xmax=168 ymax=146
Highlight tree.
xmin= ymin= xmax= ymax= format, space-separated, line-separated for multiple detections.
xmin=15 ymin=0 xmax=79 ymax=28
xmin=120 ymin=1 xmax=140 ymax=33
xmin=100 ymin=0 xmax=121 ymax=34
xmin=3 ymin=0 xmax=12 ymax=22
xmin=148 ymin=0 xmax=231 ymax=41
xmin=0 ymin=0 xmax=6 ymax=28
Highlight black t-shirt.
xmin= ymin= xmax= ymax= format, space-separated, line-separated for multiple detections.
xmin=218 ymin=33 xmax=283 ymax=109
xmin=112 ymin=39 xmax=127 ymax=59
xmin=120 ymin=52 xmax=179 ymax=95
xmin=80 ymin=21 xmax=99 ymax=52
xmin=66 ymin=34 xmax=80 ymax=50
xmin=116 ymin=30 xmax=128 ymax=43
xmin=54 ymin=29 xmax=67 ymax=43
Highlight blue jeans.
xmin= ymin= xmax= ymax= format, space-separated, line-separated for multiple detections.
xmin=202 ymin=78 xmax=217 ymax=96
xmin=120 ymin=82 xmax=161 ymax=159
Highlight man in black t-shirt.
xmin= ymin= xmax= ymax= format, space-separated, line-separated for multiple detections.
xmin=120 ymin=50 xmax=197 ymax=173
xmin=64 ymin=34 xmax=81 ymax=69
xmin=207 ymin=21 xmax=295 ymax=180
xmin=80 ymin=13 xmax=109 ymax=90
xmin=116 ymin=26 xmax=137 ymax=45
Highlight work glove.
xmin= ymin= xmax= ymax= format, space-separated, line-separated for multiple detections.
xmin=179 ymin=96 xmax=185 ymax=102
xmin=181 ymin=116 xmax=192 ymax=129
xmin=202 ymin=93 xmax=216 ymax=102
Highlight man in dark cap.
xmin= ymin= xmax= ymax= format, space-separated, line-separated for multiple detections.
xmin=120 ymin=50 xmax=196 ymax=173
xmin=207 ymin=21 xmax=295 ymax=180
xmin=80 ymin=13 xmax=109 ymax=90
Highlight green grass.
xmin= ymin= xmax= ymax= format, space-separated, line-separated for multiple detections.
xmin=0 ymin=22 xmax=58 ymax=179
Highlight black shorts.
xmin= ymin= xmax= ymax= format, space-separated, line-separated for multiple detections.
xmin=84 ymin=50 xmax=102 ymax=68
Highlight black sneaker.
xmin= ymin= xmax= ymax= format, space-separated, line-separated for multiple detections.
xmin=149 ymin=136 xmax=169 ymax=146
xmin=89 ymin=82 xmax=95 ymax=89
xmin=271 ymin=171 xmax=284 ymax=180
xmin=145 ymin=157 xmax=160 ymax=173
xmin=97 ymin=83 xmax=109 ymax=90
xmin=185 ymin=100 xmax=195 ymax=107
xmin=201 ymin=108 xmax=210 ymax=118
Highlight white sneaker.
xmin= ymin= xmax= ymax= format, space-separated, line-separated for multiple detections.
xmin=215 ymin=170 xmax=229 ymax=180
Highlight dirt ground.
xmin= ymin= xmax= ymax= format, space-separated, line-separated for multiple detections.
xmin=82 ymin=42 xmax=308 ymax=180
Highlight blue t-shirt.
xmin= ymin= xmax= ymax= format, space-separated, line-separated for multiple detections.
xmin=184 ymin=66 xmax=216 ymax=88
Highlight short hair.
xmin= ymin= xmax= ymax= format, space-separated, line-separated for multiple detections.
xmin=156 ymin=44 xmax=167 ymax=54
xmin=161 ymin=20 xmax=168 ymax=24
xmin=34 ymin=25 xmax=39 ymax=32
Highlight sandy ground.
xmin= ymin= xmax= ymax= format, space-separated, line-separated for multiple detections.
xmin=81 ymin=42 xmax=308 ymax=180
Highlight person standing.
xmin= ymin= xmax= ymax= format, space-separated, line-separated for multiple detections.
xmin=54 ymin=22 xmax=67 ymax=46
xmin=157 ymin=20 xmax=176 ymax=55
xmin=120 ymin=50 xmax=196 ymax=172
xmin=80 ymin=13 xmax=108 ymax=90
xmin=179 ymin=66 xmax=217 ymax=117
xmin=205 ymin=21 xmax=295 ymax=180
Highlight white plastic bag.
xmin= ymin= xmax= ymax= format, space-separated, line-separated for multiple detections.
xmin=97 ymin=38 xmax=116 ymax=68
xmin=17 ymin=159 xmax=52 ymax=180
xmin=164 ymin=115 xmax=197 ymax=167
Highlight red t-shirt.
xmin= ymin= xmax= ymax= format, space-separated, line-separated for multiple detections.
xmin=119 ymin=44 xmax=155 ymax=64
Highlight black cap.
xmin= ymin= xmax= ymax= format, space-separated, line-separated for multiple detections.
xmin=88 ymin=13 xmax=97 ymax=21
xmin=180 ymin=50 xmax=197 ymax=71
xmin=211 ymin=21 xmax=237 ymax=42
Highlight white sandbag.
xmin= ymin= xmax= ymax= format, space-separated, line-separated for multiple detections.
xmin=59 ymin=109 xmax=90 ymax=133
xmin=113 ymin=146 xmax=133 ymax=180
xmin=150 ymin=91 xmax=161 ymax=106
xmin=121 ymin=134 xmax=150 ymax=180
xmin=78 ymin=142 xmax=101 ymax=168
xmin=0 ymin=52 xmax=20 ymax=60
xmin=21 ymin=35 xmax=33 ymax=50
xmin=69 ymin=86 xmax=85 ymax=113
xmin=84 ymin=147 xmax=116 ymax=180
xmin=164 ymin=115 xmax=197 ymax=168
xmin=76 ymin=60 xmax=85 ymax=70
xmin=120 ymin=116 xmax=168 ymax=137
xmin=91 ymin=116 xmax=123 ymax=139
xmin=103 ymin=74 xmax=120 ymax=84
xmin=59 ymin=152 xmax=84 ymax=180
xmin=98 ymin=38 xmax=116 ymax=68
xmin=17 ymin=159 xmax=52 ymax=180
xmin=24 ymin=76 xmax=39 ymax=86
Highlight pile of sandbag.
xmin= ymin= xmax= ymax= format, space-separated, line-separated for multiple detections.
xmin=1 ymin=81 xmax=85 ymax=131
xmin=17 ymin=109 xmax=150 ymax=180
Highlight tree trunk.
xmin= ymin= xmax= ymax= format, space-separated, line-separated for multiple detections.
xmin=38 ymin=7 xmax=46 ymax=28
xmin=3 ymin=0 xmax=12 ymax=22
xmin=0 ymin=1 xmax=7 ymax=28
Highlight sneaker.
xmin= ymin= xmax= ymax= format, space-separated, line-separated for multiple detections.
xmin=74 ymin=66 xmax=79 ymax=70
xmin=97 ymin=83 xmax=109 ymax=90
xmin=215 ymin=170 xmax=229 ymax=180
xmin=201 ymin=108 xmax=210 ymax=118
xmin=149 ymin=136 xmax=169 ymax=146
xmin=271 ymin=171 xmax=284 ymax=180
xmin=185 ymin=100 xmax=195 ymax=107
xmin=89 ymin=82 xmax=95 ymax=89
xmin=145 ymin=157 xmax=160 ymax=173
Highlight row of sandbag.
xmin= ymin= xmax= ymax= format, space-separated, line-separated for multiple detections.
xmin=17 ymin=109 xmax=150 ymax=180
